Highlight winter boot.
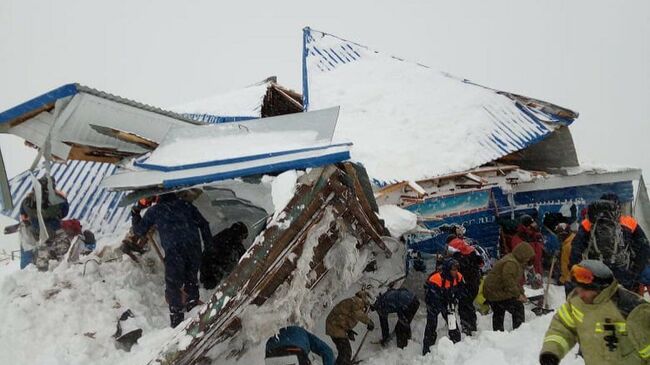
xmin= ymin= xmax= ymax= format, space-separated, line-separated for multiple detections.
xmin=186 ymin=299 xmax=204 ymax=313
xmin=170 ymin=312 xmax=184 ymax=328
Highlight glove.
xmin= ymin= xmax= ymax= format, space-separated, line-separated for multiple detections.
xmin=539 ymin=353 xmax=559 ymax=365
xmin=347 ymin=330 xmax=357 ymax=341
xmin=367 ymin=321 xmax=375 ymax=331
xmin=131 ymin=204 xmax=143 ymax=216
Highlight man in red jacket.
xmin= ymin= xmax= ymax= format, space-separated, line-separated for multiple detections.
xmin=511 ymin=215 xmax=544 ymax=276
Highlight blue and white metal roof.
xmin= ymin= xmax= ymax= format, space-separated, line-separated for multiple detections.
xmin=6 ymin=161 xmax=131 ymax=235
xmin=302 ymin=28 xmax=579 ymax=183
xmin=0 ymin=81 xmax=285 ymax=232
xmin=101 ymin=107 xmax=350 ymax=190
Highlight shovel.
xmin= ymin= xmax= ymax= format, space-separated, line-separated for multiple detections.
xmin=532 ymin=254 xmax=556 ymax=316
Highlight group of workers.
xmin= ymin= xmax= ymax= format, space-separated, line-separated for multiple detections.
xmin=15 ymin=175 xmax=650 ymax=364
xmin=264 ymin=193 xmax=650 ymax=365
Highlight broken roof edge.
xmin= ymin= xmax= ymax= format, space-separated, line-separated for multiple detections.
xmin=174 ymin=77 xmax=303 ymax=124
xmin=301 ymin=27 xmax=579 ymax=123
xmin=375 ymin=164 xmax=644 ymax=198
xmin=101 ymin=146 xmax=352 ymax=191
xmin=0 ymin=83 xmax=205 ymax=130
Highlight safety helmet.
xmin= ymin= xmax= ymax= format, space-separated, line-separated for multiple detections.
xmin=571 ymin=259 xmax=614 ymax=290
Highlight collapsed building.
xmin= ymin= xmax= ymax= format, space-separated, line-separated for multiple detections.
xmin=301 ymin=27 xmax=650 ymax=260
xmin=0 ymin=77 xmax=303 ymax=236
xmin=0 ymin=27 xmax=648 ymax=364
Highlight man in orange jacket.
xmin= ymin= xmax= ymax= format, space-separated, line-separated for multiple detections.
xmin=422 ymin=258 xmax=465 ymax=354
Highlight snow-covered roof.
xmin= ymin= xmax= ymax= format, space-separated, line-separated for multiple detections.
xmin=101 ymin=107 xmax=350 ymax=190
xmin=171 ymin=80 xmax=271 ymax=124
xmin=302 ymin=28 xmax=579 ymax=183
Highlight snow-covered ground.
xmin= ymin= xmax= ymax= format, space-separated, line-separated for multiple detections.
xmin=0 ymin=219 xmax=584 ymax=365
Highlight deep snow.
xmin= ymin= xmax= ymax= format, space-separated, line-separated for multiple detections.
xmin=0 ymin=245 xmax=584 ymax=365
xmin=0 ymin=205 xmax=588 ymax=365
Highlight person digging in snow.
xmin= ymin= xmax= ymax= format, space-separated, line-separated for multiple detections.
xmin=265 ymin=326 xmax=335 ymax=365
xmin=370 ymin=287 xmax=420 ymax=349
xmin=483 ymin=241 xmax=535 ymax=332
xmin=422 ymin=257 xmax=465 ymax=355
xmin=326 ymin=290 xmax=375 ymax=365
xmin=539 ymin=259 xmax=650 ymax=365
xmin=131 ymin=192 xmax=213 ymax=328
xmin=446 ymin=228 xmax=484 ymax=335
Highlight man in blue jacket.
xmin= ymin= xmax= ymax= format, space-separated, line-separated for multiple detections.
xmin=265 ymin=326 xmax=334 ymax=365
xmin=371 ymin=288 xmax=420 ymax=349
xmin=131 ymin=192 xmax=213 ymax=328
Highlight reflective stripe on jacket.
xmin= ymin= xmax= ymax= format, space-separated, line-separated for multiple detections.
xmin=541 ymin=281 xmax=650 ymax=365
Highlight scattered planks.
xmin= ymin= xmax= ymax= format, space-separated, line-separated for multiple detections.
xmin=149 ymin=162 xmax=388 ymax=365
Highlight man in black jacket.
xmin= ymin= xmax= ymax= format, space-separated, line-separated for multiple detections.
xmin=200 ymin=222 xmax=248 ymax=289
xmin=371 ymin=288 xmax=420 ymax=348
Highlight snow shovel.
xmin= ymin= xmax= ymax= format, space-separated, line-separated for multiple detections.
xmin=351 ymin=329 xmax=370 ymax=364
xmin=3 ymin=222 xmax=20 ymax=234
xmin=532 ymin=255 xmax=556 ymax=316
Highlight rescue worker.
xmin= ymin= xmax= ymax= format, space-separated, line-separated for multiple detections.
xmin=512 ymin=214 xmax=544 ymax=276
xmin=539 ymin=260 xmax=650 ymax=365
xmin=131 ymin=192 xmax=213 ymax=328
xmin=447 ymin=233 xmax=483 ymax=335
xmin=19 ymin=175 xmax=70 ymax=270
xmin=371 ymin=287 xmax=420 ymax=349
xmin=422 ymin=258 xmax=465 ymax=355
xmin=570 ymin=193 xmax=650 ymax=291
xmin=325 ymin=291 xmax=375 ymax=365
xmin=556 ymin=223 xmax=576 ymax=286
xmin=200 ymin=222 xmax=248 ymax=289
xmin=265 ymin=326 xmax=334 ymax=365
xmin=483 ymin=242 xmax=535 ymax=332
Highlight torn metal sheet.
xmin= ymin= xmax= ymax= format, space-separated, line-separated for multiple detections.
xmin=148 ymin=162 xmax=392 ymax=365
xmin=0 ymin=84 xmax=202 ymax=161
xmin=100 ymin=107 xmax=349 ymax=191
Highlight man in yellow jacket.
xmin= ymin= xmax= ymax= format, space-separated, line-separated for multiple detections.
xmin=539 ymin=260 xmax=650 ymax=365
xmin=556 ymin=223 xmax=576 ymax=285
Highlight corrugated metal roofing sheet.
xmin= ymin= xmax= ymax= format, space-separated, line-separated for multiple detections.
xmin=101 ymin=107 xmax=349 ymax=190
xmin=1 ymin=82 xmax=314 ymax=235
xmin=4 ymin=161 xmax=131 ymax=235
xmin=0 ymin=83 xmax=203 ymax=127
xmin=302 ymin=27 xmax=579 ymax=184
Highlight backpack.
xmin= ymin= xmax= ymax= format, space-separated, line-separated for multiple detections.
xmin=585 ymin=200 xmax=630 ymax=269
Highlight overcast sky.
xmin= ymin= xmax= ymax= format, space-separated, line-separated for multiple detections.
xmin=1 ymin=0 xmax=648 ymax=180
